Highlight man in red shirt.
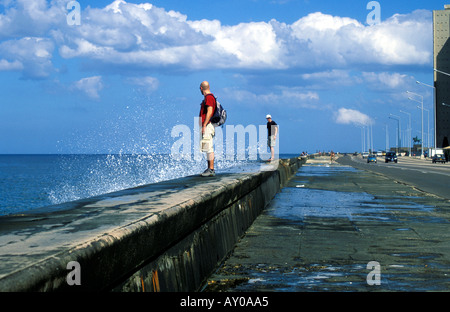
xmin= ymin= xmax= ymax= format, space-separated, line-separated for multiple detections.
xmin=199 ymin=81 xmax=216 ymax=177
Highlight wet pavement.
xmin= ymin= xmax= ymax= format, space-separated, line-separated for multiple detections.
xmin=204 ymin=156 xmax=450 ymax=291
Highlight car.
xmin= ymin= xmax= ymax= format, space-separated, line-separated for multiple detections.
xmin=385 ymin=152 xmax=398 ymax=163
xmin=362 ymin=152 xmax=369 ymax=159
xmin=367 ymin=154 xmax=377 ymax=163
xmin=432 ymin=154 xmax=447 ymax=164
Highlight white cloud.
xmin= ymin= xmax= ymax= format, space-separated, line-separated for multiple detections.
xmin=0 ymin=37 xmax=54 ymax=78
xmin=335 ymin=108 xmax=373 ymax=126
xmin=71 ymin=76 xmax=104 ymax=99
xmin=300 ymin=69 xmax=359 ymax=89
xmin=0 ymin=0 xmax=67 ymax=40
xmin=0 ymin=1 xmax=433 ymax=80
xmin=300 ymin=70 xmax=416 ymax=95
xmin=302 ymin=70 xmax=351 ymax=80
xmin=126 ymin=76 xmax=159 ymax=93
xmin=56 ymin=2 xmax=432 ymax=71
xmin=285 ymin=10 xmax=431 ymax=68
xmin=0 ymin=58 xmax=22 ymax=71
xmin=362 ymin=72 xmax=413 ymax=90
xmin=226 ymin=87 xmax=320 ymax=109
xmin=59 ymin=0 xmax=207 ymax=58
xmin=193 ymin=21 xmax=284 ymax=69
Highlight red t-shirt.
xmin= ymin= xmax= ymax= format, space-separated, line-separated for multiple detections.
xmin=200 ymin=93 xmax=216 ymax=125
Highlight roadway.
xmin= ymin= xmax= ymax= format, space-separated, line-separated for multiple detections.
xmin=337 ymin=154 xmax=450 ymax=200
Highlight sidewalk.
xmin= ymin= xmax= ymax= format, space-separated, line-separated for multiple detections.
xmin=205 ymin=156 xmax=450 ymax=291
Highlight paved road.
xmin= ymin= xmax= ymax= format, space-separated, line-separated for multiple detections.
xmin=337 ymin=155 xmax=450 ymax=200
xmin=204 ymin=156 xmax=450 ymax=292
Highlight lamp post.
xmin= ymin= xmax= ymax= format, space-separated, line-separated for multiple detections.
xmin=399 ymin=110 xmax=411 ymax=157
xmin=362 ymin=126 xmax=365 ymax=154
xmin=383 ymin=123 xmax=389 ymax=153
xmin=368 ymin=118 xmax=376 ymax=154
xmin=359 ymin=125 xmax=366 ymax=154
xmin=416 ymin=80 xmax=436 ymax=150
xmin=407 ymin=91 xmax=424 ymax=158
xmin=416 ymin=106 xmax=430 ymax=152
xmin=423 ymin=107 xmax=430 ymax=151
xmin=389 ymin=114 xmax=400 ymax=154
xmin=434 ymin=68 xmax=450 ymax=77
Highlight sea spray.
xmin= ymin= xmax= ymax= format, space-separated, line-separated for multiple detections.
xmin=1 ymin=94 xmax=271 ymax=215
xmin=46 ymin=153 xmax=257 ymax=206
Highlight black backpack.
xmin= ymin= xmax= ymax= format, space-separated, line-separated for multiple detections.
xmin=206 ymin=94 xmax=227 ymax=127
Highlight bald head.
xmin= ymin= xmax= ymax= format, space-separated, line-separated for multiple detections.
xmin=200 ymin=81 xmax=211 ymax=95
xmin=200 ymin=81 xmax=210 ymax=89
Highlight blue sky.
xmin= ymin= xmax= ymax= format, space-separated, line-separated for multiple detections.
xmin=0 ymin=0 xmax=444 ymax=154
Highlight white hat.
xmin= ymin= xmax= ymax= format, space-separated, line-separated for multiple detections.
xmin=266 ymin=114 xmax=272 ymax=119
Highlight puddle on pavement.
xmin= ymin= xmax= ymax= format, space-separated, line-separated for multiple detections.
xmin=206 ymin=261 xmax=450 ymax=292
xmin=295 ymin=164 xmax=357 ymax=177
xmin=267 ymin=187 xmax=390 ymax=222
xmin=277 ymin=163 xmax=448 ymax=224
xmin=266 ymin=187 xmax=446 ymax=225
xmin=206 ymin=263 xmax=371 ymax=292
xmin=205 ymin=162 xmax=450 ymax=292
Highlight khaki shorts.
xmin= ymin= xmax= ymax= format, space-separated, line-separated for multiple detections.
xmin=268 ymin=135 xmax=276 ymax=147
xmin=200 ymin=123 xmax=215 ymax=154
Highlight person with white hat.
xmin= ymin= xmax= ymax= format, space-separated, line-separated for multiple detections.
xmin=266 ymin=114 xmax=278 ymax=161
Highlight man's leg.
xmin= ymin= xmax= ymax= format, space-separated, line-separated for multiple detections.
xmin=207 ymin=152 xmax=214 ymax=170
xmin=201 ymin=124 xmax=215 ymax=177
xmin=268 ymin=136 xmax=275 ymax=161
xmin=201 ymin=152 xmax=215 ymax=176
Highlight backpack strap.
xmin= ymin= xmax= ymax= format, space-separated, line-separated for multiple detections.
xmin=204 ymin=93 xmax=216 ymax=114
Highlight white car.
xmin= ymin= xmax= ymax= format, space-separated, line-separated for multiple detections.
xmin=362 ymin=152 xmax=369 ymax=159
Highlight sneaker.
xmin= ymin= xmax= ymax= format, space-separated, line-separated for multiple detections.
xmin=201 ymin=168 xmax=216 ymax=177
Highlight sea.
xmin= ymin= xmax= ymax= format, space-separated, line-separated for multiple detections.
xmin=0 ymin=154 xmax=297 ymax=216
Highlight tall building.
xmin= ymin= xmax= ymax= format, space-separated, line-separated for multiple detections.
xmin=434 ymin=5 xmax=450 ymax=148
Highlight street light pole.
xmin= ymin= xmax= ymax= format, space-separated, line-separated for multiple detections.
xmin=417 ymin=107 xmax=430 ymax=152
xmin=416 ymin=80 xmax=436 ymax=150
xmin=399 ymin=110 xmax=411 ymax=157
xmin=407 ymin=91 xmax=424 ymax=158
xmin=434 ymin=68 xmax=450 ymax=77
xmin=385 ymin=123 xmax=389 ymax=152
xmin=389 ymin=114 xmax=400 ymax=154
xmin=424 ymin=107 xmax=430 ymax=151
xmin=359 ymin=126 xmax=365 ymax=154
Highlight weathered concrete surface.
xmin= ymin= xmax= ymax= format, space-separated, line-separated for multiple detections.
xmin=205 ymin=156 xmax=450 ymax=291
xmin=0 ymin=157 xmax=304 ymax=292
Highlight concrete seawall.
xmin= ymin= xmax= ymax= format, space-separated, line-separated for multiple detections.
xmin=0 ymin=156 xmax=305 ymax=292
